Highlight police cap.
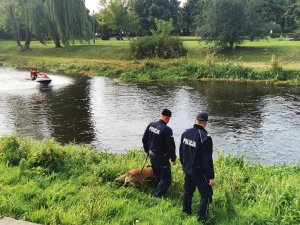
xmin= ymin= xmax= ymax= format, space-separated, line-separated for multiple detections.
xmin=161 ymin=109 xmax=172 ymax=117
xmin=196 ymin=112 xmax=208 ymax=121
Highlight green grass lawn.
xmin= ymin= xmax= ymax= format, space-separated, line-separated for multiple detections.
xmin=0 ymin=136 xmax=299 ymax=225
xmin=1 ymin=37 xmax=300 ymax=67
xmin=0 ymin=38 xmax=300 ymax=83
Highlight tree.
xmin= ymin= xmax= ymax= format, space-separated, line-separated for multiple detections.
xmin=181 ymin=0 xmax=205 ymax=35
xmin=44 ymin=0 xmax=93 ymax=47
xmin=197 ymin=0 xmax=247 ymax=48
xmin=262 ymin=0 xmax=287 ymax=35
xmin=245 ymin=0 xmax=270 ymax=40
xmin=133 ymin=0 xmax=180 ymax=35
xmin=0 ymin=0 xmax=93 ymax=49
xmin=197 ymin=0 xmax=269 ymax=49
xmin=97 ymin=0 xmax=137 ymax=40
xmin=285 ymin=0 xmax=300 ymax=24
xmin=0 ymin=0 xmax=30 ymax=50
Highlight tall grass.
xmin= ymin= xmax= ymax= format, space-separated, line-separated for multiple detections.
xmin=120 ymin=60 xmax=300 ymax=83
xmin=0 ymin=136 xmax=299 ymax=224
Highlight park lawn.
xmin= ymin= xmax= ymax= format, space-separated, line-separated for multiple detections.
xmin=0 ymin=38 xmax=300 ymax=83
xmin=0 ymin=136 xmax=299 ymax=225
xmin=1 ymin=38 xmax=300 ymax=68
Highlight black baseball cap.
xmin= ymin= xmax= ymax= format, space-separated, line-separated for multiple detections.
xmin=196 ymin=112 xmax=208 ymax=121
xmin=161 ymin=109 xmax=172 ymax=117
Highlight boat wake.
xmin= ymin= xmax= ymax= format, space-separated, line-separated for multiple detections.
xmin=0 ymin=67 xmax=73 ymax=94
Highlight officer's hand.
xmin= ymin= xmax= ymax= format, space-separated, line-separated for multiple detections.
xmin=209 ymin=179 xmax=215 ymax=187
xmin=172 ymin=160 xmax=176 ymax=166
xmin=145 ymin=152 xmax=149 ymax=157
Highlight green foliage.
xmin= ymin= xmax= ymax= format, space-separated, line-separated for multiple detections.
xmin=133 ymin=0 xmax=180 ymax=34
xmin=204 ymin=49 xmax=217 ymax=67
xmin=44 ymin=0 xmax=93 ymax=46
xmin=130 ymin=35 xmax=187 ymax=59
xmin=270 ymin=32 xmax=281 ymax=38
xmin=270 ymin=54 xmax=283 ymax=75
xmin=0 ymin=136 xmax=27 ymax=166
xmin=26 ymin=139 xmax=65 ymax=173
xmin=121 ymin=60 xmax=300 ymax=82
xmin=151 ymin=19 xmax=174 ymax=36
xmin=130 ymin=19 xmax=187 ymax=59
xmin=97 ymin=0 xmax=137 ymax=40
xmin=291 ymin=31 xmax=300 ymax=40
xmin=197 ymin=0 xmax=269 ymax=48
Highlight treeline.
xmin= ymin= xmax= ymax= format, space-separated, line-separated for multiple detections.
xmin=1 ymin=0 xmax=300 ymax=50
xmin=97 ymin=0 xmax=300 ymax=48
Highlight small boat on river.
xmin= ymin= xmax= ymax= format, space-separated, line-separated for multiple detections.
xmin=27 ymin=72 xmax=52 ymax=85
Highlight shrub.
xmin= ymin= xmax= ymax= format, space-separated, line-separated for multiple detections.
xmin=270 ymin=33 xmax=281 ymax=39
xmin=27 ymin=139 xmax=65 ymax=173
xmin=291 ymin=32 xmax=300 ymax=41
xmin=130 ymin=19 xmax=187 ymax=59
xmin=130 ymin=35 xmax=187 ymax=59
xmin=204 ymin=49 xmax=217 ymax=67
xmin=270 ymin=54 xmax=283 ymax=75
xmin=0 ymin=136 xmax=28 ymax=166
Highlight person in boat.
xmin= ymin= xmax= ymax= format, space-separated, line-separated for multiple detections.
xmin=30 ymin=66 xmax=38 ymax=80
xmin=142 ymin=109 xmax=176 ymax=197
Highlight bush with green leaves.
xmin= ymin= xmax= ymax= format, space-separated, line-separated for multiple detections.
xmin=270 ymin=33 xmax=281 ymax=38
xmin=0 ymin=136 xmax=28 ymax=166
xmin=130 ymin=19 xmax=187 ymax=59
xmin=291 ymin=32 xmax=300 ymax=41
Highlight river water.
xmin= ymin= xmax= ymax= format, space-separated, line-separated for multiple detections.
xmin=0 ymin=67 xmax=299 ymax=164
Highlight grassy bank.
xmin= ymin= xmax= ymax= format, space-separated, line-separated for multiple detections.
xmin=0 ymin=136 xmax=299 ymax=225
xmin=0 ymin=39 xmax=300 ymax=84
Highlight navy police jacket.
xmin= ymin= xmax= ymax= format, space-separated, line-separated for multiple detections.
xmin=142 ymin=119 xmax=176 ymax=162
xmin=179 ymin=124 xmax=214 ymax=180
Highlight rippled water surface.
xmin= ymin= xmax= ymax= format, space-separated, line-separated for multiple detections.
xmin=0 ymin=67 xmax=299 ymax=164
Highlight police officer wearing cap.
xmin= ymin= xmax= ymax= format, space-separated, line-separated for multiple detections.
xmin=142 ymin=109 xmax=176 ymax=197
xmin=179 ymin=112 xmax=215 ymax=223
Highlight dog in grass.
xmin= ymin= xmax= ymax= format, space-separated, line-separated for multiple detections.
xmin=115 ymin=166 xmax=154 ymax=186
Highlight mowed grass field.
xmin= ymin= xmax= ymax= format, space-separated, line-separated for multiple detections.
xmin=1 ymin=37 xmax=300 ymax=71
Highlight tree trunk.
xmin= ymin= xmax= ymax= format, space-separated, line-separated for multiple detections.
xmin=54 ymin=33 xmax=62 ymax=48
xmin=9 ymin=5 xmax=23 ymax=50
xmin=24 ymin=28 xmax=32 ymax=50
xmin=229 ymin=41 xmax=234 ymax=49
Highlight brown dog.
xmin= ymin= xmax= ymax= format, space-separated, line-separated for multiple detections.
xmin=115 ymin=166 xmax=154 ymax=186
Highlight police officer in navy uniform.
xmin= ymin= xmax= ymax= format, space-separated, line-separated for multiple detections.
xmin=179 ymin=112 xmax=215 ymax=223
xmin=142 ymin=109 xmax=176 ymax=197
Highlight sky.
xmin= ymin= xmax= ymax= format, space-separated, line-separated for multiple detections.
xmin=85 ymin=0 xmax=187 ymax=13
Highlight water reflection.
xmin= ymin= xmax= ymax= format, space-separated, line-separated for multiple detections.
xmin=46 ymin=76 xmax=95 ymax=144
xmin=0 ymin=67 xmax=299 ymax=164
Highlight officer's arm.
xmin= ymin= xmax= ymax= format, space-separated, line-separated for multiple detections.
xmin=142 ymin=124 xmax=150 ymax=153
xmin=179 ymin=134 xmax=184 ymax=165
xmin=202 ymin=137 xmax=215 ymax=180
xmin=166 ymin=128 xmax=176 ymax=162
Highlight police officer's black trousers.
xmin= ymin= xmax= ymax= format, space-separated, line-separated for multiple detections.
xmin=149 ymin=151 xmax=171 ymax=197
xmin=183 ymin=173 xmax=212 ymax=221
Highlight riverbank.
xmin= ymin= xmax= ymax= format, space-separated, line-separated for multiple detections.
xmin=0 ymin=39 xmax=300 ymax=84
xmin=0 ymin=136 xmax=299 ymax=224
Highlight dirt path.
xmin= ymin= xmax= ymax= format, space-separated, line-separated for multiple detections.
xmin=0 ymin=217 xmax=40 ymax=225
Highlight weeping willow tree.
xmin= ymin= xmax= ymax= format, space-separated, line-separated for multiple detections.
xmin=44 ymin=0 xmax=93 ymax=47
xmin=0 ymin=0 xmax=92 ymax=49
xmin=0 ymin=0 xmax=29 ymax=50
xmin=29 ymin=0 xmax=48 ymax=45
